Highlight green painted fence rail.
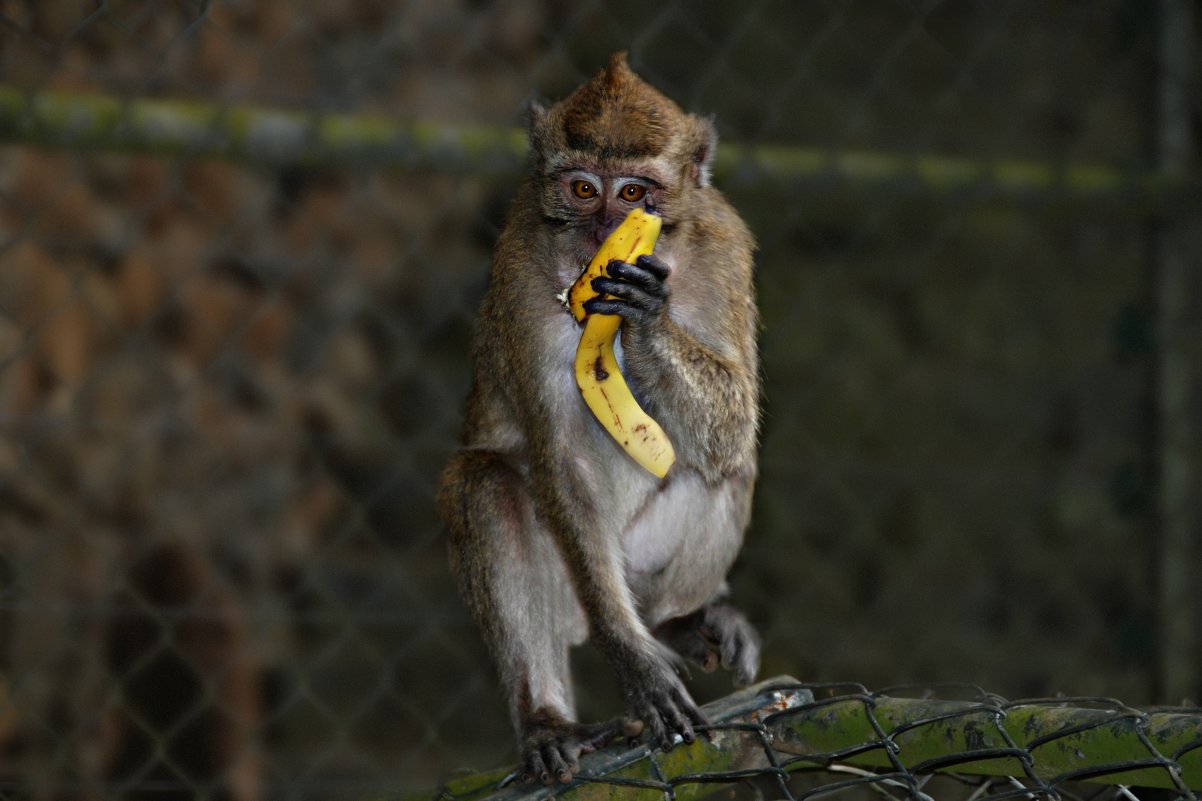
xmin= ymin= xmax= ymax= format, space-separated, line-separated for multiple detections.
xmin=2 ymin=85 xmax=1199 ymax=209
xmin=407 ymin=677 xmax=1202 ymax=801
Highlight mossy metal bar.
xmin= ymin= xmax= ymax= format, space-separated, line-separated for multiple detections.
xmin=0 ymin=84 xmax=528 ymax=173
xmin=398 ymin=682 xmax=1201 ymax=801
xmin=0 ymin=85 xmax=1196 ymax=207
xmin=769 ymin=695 xmax=1202 ymax=793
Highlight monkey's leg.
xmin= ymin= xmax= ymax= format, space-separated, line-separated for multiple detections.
xmin=441 ymin=450 xmax=631 ymax=784
xmin=654 ymin=603 xmax=760 ymax=687
xmin=527 ymin=459 xmax=708 ymax=756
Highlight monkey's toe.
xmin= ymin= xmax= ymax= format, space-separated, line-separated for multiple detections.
xmin=519 ymin=716 xmax=629 ymax=784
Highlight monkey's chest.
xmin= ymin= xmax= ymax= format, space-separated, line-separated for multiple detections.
xmin=621 ymin=472 xmax=749 ymax=625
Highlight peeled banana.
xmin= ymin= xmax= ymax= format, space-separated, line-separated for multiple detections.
xmin=568 ymin=209 xmax=676 ymax=478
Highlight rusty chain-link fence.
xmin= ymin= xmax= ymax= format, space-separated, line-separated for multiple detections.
xmin=1 ymin=2 xmax=1200 ymax=800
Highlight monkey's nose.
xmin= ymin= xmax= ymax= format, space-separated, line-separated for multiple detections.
xmin=594 ymin=216 xmax=623 ymax=245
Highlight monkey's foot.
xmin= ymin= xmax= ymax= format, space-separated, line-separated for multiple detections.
xmin=617 ymin=647 xmax=709 ymax=752
xmin=654 ymin=603 xmax=761 ymax=687
xmin=519 ymin=711 xmax=638 ymax=785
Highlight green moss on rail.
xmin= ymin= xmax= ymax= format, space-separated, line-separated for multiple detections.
xmin=1 ymin=84 xmax=1195 ymax=207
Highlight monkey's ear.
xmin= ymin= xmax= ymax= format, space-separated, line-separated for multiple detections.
xmin=527 ymin=99 xmax=550 ymax=138
xmin=526 ymin=99 xmax=553 ymax=162
xmin=527 ymin=99 xmax=549 ymax=124
xmin=688 ymin=115 xmax=719 ymax=188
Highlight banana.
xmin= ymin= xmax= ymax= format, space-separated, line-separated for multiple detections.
xmin=568 ymin=209 xmax=676 ymax=478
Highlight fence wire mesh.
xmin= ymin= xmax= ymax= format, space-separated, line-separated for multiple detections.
xmin=425 ymin=679 xmax=1202 ymax=801
xmin=0 ymin=2 xmax=1200 ymax=800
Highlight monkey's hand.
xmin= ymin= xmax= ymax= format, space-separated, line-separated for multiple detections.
xmin=584 ymin=254 xmax=670 ymax=328
xmin=519 ymin=710 xmax=639 ymax=785
xmin=654 ymin=604 xmax=761 ymax=687
xmin=614 ymin=643 xmax=708 ymax=752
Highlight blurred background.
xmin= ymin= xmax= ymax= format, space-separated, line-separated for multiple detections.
xmin=0 ymin=1 xmax=1200 ymax=799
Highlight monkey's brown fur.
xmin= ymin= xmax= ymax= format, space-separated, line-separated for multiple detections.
xmin=439 ymin=52 xmax=760 ymax=785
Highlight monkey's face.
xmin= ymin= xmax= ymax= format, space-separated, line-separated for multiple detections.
xmin=539 ymin=160 xmax=686 ymax=269
xmin=560 ymin=168 xmax=662 ymax=244
xmin=528 ymin=53 xmax=718 ymax=266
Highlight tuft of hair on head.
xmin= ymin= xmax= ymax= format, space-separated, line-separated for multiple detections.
xmin=528 ymin=52 xmax=718 ymax=188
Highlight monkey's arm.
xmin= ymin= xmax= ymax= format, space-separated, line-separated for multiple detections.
xmin=587 ymin=254 xmax=759 ymax=479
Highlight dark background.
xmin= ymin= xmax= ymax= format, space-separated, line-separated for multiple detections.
xmin=0 ymin=2 xmax=1199 ymax=799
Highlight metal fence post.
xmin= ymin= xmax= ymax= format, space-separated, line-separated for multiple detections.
xmin=1153 ymin=0 xmax=1199 ymax=705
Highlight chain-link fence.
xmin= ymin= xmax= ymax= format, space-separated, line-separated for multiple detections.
xmin=428 ymin=678 xmax=1202 ymax=801
xmin=1 ymin=2 xmax=1200 ymax=800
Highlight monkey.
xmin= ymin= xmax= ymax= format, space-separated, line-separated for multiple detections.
xmin=438 ymin=52 xmax=761 ymax=785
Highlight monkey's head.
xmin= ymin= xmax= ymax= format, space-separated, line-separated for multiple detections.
xmin=529 ymin=52 xmax=717 ymax=257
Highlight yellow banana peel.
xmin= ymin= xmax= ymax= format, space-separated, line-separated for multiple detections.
xmin=569 ymin=209 xmax=676 ymax=478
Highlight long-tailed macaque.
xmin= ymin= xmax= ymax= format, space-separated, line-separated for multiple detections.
xmin=439 ymin=52 xmax=760 ymax=784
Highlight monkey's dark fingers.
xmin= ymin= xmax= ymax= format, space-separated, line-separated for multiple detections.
xmin=605 ymin=258 xmax=670 ymax=295
xmin=581 ymin=295 xmax=631 ymax=316
xmin=542 ymin=743 xmax=575 ymax=785
xmin=633 ymin=699 xmax=670 ymax=751
xmin=657 ymin=690 xmax=703 ymax=750
xmin=633 ymin=253 xmax=672 ymax=281
xmin=638 ymin=688 xmax=702 ymax=751
xmin=587 ymin=280 xmax=665 ymax=319
xmin=522 ymin=748 xmax=550 ymax=785
xmin=523 ymin=719 xmax=632 ymax=784
xmin=663 ymin=691 xmax=700 ymax=748
xmin=591 ymin=271 xmax=667 ymax=302
xmin=674 ymin=683 xmax=709 ymax=732
xmin=521 ymin=738 xmax=569 ymax=784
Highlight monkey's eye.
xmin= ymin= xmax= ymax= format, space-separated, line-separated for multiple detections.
xmin=620 ymin=184 xmax=647 ymax=202
xmin=571 ymin=180 xmax=598 ymax=199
